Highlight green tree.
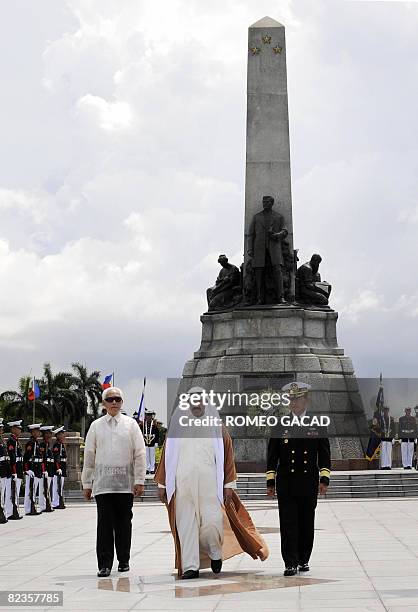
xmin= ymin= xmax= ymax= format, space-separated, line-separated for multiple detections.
xmin=70 ymin=362 xmax=102 ymax=438
xmin=41 ymin=363 xmax=76 ymax=426
xmin=0 ymin=376 xmax=46 ymax=423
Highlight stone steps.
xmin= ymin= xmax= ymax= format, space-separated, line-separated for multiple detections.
xmin=61 ymin=470 xmax=418 ymax=502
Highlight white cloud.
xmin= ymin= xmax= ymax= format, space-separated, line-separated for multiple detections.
xmin=76 ymin=94 xmax=134 ymax=131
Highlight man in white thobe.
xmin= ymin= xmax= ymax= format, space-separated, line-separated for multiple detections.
xmin=157 ymin=387 xmax=236 ymax=579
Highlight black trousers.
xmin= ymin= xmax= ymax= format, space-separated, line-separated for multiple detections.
xmin=278 ymin=494 xmax=317 ymax=567
xmin=95 ymin=493 xmax=133 ymax=569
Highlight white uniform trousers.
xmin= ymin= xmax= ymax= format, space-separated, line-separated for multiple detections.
xmin=380 ymin=441 xmax=393 ymax=468
xmin=401 ymin=441 xmax=415 ymax=468
xmin=52 ymin=475 xmax=65 ymax=507
xmin=0 ymin=477 xmax=8 ymax=513
xmin=38 ymin=474 xmax=51 ymax=512
xmin=146 ymin=446 xmax=156 ymax=472
xmin=24 ymin=476 xmax=42 ymax=514
xmin=4 ymin=477 xmax=22 ymax=518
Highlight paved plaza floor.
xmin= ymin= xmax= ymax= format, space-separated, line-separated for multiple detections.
xmin=2 ymin=497 xmax=418 ymax=611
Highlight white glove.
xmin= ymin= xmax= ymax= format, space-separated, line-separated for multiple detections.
xmin=12 ymin=473 xmax=17 ymax=481
xmin=26 ymin=470 xmax=34 ymax=477
xmin=56 ymin=469 xmax=62 ymax=476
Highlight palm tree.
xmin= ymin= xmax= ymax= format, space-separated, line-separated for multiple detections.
xmin=41 ymin=363 xmax=80 ymax=427
xmin=70 ymin=363 xmax=103 ymax=438
xmin=0 ymin=376 xmax=47 ymax=424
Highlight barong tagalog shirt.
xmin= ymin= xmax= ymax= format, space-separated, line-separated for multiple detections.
xmin=82 ymin=412 xmax=146 ymax=496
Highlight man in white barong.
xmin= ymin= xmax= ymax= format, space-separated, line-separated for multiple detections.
xmin=82 ymin=386 xmax=146 ymax=577
xmin=155 ymin=386 xmax=268 ymax=579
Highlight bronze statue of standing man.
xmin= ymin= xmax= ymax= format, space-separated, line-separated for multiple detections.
xmin=247 ymin=195 xmax=288 ymax=305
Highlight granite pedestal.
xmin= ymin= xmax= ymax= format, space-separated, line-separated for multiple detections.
xmin=180 ymin=306 xmax=367 ymax=471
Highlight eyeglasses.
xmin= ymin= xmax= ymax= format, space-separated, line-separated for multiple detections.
xmin=105 ymin=397 xmax=123 ymax=404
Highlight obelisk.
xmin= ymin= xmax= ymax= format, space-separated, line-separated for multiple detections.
xmin=245 ymin=16 xmax=293 ymax=254
xmin=178 ymin=17 xmax=368 ymax=471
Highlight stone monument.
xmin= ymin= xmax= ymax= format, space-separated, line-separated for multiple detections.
xmin=178 ymin=17 xmax=367 ymax=471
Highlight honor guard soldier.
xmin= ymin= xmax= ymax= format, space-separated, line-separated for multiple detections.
xmin=39 ymin=426 xmax=55 ymax=512
xmin=23 ymin=424 xmax=43 ymax=515
xmin=51 ymin=426 xmax=67 ymax=509
xmin=379 ymin=406 xmax=395 ymax=469
xmin=398 ymin=408 xmax=417 ymax=469
xmin=0 ymin=418 xmax=11 ymax=523
xmin=266 ymin=381 xmax=331 ymax=576
xmin=140 ymin=411 xmax=159 ymax=474
xmin=5 ymin=420 xmax=24 ymax=520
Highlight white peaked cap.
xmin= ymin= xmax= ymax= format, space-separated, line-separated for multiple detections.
xmin=7 ymin=420 xmax=23 ymax=428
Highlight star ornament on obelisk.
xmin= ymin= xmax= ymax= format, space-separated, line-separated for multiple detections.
xmin=245 ymin=16 xmax=294 ymax=299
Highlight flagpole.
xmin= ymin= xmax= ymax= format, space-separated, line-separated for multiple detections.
xmin=112 ymin=371 xmax=115 ymax=386
xmin=32 ymin=376 xmax=36 ymax=423
xmin=137 ymin=376 xmax=146 ymax=422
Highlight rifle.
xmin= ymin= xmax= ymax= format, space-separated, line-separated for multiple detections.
xmin=43 ymin=473 xmax=53 ymax=512
xmin=0 ymin=488 xmax=7 ymax=523
xmin=10 ymin=477 xmax=20 ymax=519
xmin=57 ymin=473 xmax=65 ymax=509
xmin=29 ymin=475 xmax=38 ymax=515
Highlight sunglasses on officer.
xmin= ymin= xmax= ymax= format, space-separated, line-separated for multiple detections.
xmin=105 ymin=397 xmax=123 ymax=404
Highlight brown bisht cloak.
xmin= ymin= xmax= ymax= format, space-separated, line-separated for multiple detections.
xmin=154 ymin=430 xmax=269 ymax=575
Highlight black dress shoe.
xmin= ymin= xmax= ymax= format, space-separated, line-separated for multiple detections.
xmin=26 ymin=511 xmax=41 ymax=516
xmin=298 ymin=563 xmax=310 ymax=572
xmin=211 ymin=559 xmax=222 ymax=574
xmin=284 ymin=566 xmax=297 ymax=576
xmin=8 ymin=515 xmax=23 ymax=520
xmin=118 ymin=563 xmax=130 ymax=572
xmin=0 ymin=517 xmax=7 ymax=524
xmin=181 ymin=569 xmax=199 ymax=579
xmin=97 ymin=568 xmax=111 ymax=577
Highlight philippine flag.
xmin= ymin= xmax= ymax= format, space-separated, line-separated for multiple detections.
xmin=102 ymin=374 xmax=113 ymax=390
xmin=28 ymin=379 xmax=40 ymax=401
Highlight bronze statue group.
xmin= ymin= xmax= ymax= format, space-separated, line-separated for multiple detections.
xmin=0 ymin=419 xmax=67 ymax=524
xmin=206 ymin=195 xmax=331 ymax=312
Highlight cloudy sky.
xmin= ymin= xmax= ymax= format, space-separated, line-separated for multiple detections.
xmin=0 ymin=0 xmax=417 ymax=422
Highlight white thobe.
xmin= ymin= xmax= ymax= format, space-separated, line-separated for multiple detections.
xmin=174 ymin=437 xmax=225 ymax=572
